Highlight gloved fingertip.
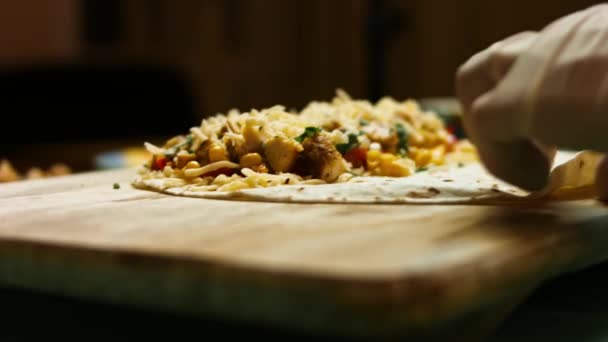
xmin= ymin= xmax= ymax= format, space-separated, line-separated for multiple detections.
xmin=596 ymin=156 xmax=608 ymax=201
xmin=477 ymin=140 xmax=552 ymax=192
xmin=509 ymin=154 xmax=552 ymax=192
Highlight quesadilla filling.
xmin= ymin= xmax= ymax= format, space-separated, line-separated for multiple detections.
xmin=138 ymin=90 xmax=477 ymax=192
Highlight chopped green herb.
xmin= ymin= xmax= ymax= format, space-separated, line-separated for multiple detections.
xmin=458 ymin=162 xmax=465 ymax=168
xmin=416 ymin=167 xmax=428 ymax=173
xmin=164 ymin=134 xmax=193 ymax=157
xmin=359 ymin=119 xmax=369 ymax=126
xmin=294 ymin=127 xmax=322 ymax=143
xmin=395 ymin=123 xmax=409 ymax=156
xmin=336 ymin=133 xmax=359 ymax=154
xmin=113 ymin=183 xmax=120 ymax=189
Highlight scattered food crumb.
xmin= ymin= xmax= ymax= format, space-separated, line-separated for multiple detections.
xmin=428 ymin=187 xmax=440 ymax=194
xmin=0 ymin=159 xmax=72 ymax=183
xmin=113 ymin=183 xmax=120 ymax=189
xmin=407 ymin=188 xmax=440 ymax=198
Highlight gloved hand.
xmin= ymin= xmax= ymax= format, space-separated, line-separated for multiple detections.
xmin=455 ymin=4 xmax=608 ymax=199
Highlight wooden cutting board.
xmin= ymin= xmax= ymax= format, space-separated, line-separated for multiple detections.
xmin=1 ymin=168 xmax=608 ymax=340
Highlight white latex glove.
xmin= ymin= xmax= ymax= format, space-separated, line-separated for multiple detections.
xmin=456 ymin=4 xmax=608 ymax=199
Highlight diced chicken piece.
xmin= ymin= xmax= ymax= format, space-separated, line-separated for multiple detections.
xmin=264 ymin=137 xmax=302 ymax=173
xmin=242 ymin=120 xmax=264 ymax=152
xmin=301 ymin=134 xmax=346 ymax=182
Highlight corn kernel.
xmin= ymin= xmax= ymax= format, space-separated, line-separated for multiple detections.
xmin=240 ymin=153 xmax=263 ymax=168
xmin=456 ymin=140 xmax=476 ymax=153
xmin=251 ymin=163 xmax=269 ymax=173
xmin=431 ymin=145 xmax=446 ymax=165
xmin=414 ymin=149 xmax=432 ymax=167
xmin=422 ymin=131 xmax=438 ymax=147
xmin=390 ymin=159 xmax=414 ymax=177
xmin=408 ymin=132 xmax=424 ymax=147
xmin=386 ymin=166 xmax=402 ymax=177
xmin=379 ymin=154 xmax=397 ymax=173
xmin=367 ymin=150 xmax=381 ymax=161
xmin=436 ymin=130 xmax=449 ymax=144
xmin=184 ymin=161 xmax=201 ymax=169
xmin=174 ymin=152 xmax=196 ymax=168
xmin=366 ymin=150 xmax=381 ymax=169
xmin=372 ymin=153 xmax=393 ymax=176
xmin=208 ymin=145 xmax=228 ymax=162
xmin=379 ymin=153 xmax=397 ymax=164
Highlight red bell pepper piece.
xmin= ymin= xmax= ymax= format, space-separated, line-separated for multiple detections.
xmin=344 ymin=147 xmax=368 ymax=168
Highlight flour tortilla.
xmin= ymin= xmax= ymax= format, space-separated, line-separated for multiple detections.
xmin=132 ymin=150 xmax=603 ymax=204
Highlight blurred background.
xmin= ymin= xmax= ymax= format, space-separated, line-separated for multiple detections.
xmin=0 ymin=0 xmax=602 ymax=177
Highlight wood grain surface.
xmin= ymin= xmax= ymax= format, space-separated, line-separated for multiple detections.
xmin=1 ymin=168 xmax=608 ymax=339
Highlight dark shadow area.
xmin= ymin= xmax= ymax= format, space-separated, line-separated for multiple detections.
xmin=0 ymin=63 xmax=198 ymax=172
xmin=0 ymin=63 xmax=197 ymax=145
xmin=5 ymin=260 xmax=608 ymax=342
xmin=492 ymin=260 xmax=608 ymax=341
xmin=0 ymin=285 xmax=353 ymax=341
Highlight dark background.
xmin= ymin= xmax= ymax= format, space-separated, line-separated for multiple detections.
xmin=0 ymin=0 xmax=602 ymax=171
